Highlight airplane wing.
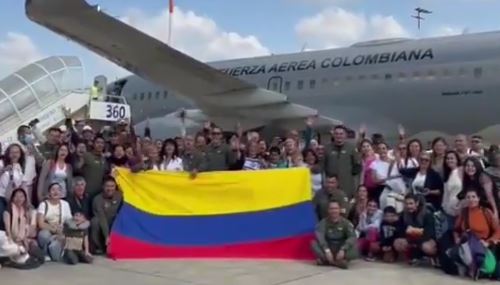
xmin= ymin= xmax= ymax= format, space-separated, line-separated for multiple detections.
xmin=26 ymin=0 xmax=342 ymax=130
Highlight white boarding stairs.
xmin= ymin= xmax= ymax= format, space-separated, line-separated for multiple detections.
xmin=0 ymin=89 xmax=91 ymax=146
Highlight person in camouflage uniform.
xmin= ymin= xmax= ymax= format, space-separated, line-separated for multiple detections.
xmin=311 ymin=200 xmax=358 ymax=269
xmin=323 ymin=125 xmax=362 ymax=199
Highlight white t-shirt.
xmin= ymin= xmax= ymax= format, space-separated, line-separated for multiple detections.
xmin=373 ymin=160 xmax=407 ymax=194
xmin=412 ymin=172 xmax=427 ymax=194
xmin=243 ymin=157 xmax=264 ymax=170
xmin=161 ymin=157 xmax=184 ymax=172
xmin=371 ymin=160 xmax=390 ymax=180
xmin=37 ymin=200 xmax=72 ymax=226
xmin=0 ymin=163 xmax=25 ymax=199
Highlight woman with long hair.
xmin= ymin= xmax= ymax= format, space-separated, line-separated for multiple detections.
xmin=441 ymin=151 xmax=464 ymax=230
xmin=430 ymin=137 xmax=448 ymax=178
xmin=159 ymin=138 xmax=183 ymax=171
xmin=399 ymin=152 xmax=444 ymax=211
xmin=108 ymin=144 xmax=130 ymax=168
xmin=401 ymin=139 xmax=422 ymax=169
xmin=3 ymin=188 xmax=43 ymax=262
xmin=461 ymin=157 xmax=499 ymax=220
xmin=376 ymin=142 xmax=407 ymax=213
xmin=37 ymin=144 xmax=73 ymax=202
xmin=303 ymin=149 xmax=323 ymax=194
xmin=359 ymin=140 xmax=379 ymax=200
xmin=454 ymin=188 xmax=500 ymax=246
xmin=37 ymin=183 xmax=72 ymax=262
xmin=0 ymin=144 xmax=27 ymax=227
xmin=348 ymin=185 xmax=369 ymax=227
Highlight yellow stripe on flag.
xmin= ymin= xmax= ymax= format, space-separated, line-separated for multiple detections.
xmin=115 ymin=168 xmax=312 ymax=216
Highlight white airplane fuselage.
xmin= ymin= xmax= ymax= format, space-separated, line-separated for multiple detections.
xmin=119 ymin=32 xmax=500 ymax=140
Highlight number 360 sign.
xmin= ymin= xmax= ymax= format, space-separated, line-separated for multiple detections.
xmin=89 ymin=101 xmax=131 ymax=122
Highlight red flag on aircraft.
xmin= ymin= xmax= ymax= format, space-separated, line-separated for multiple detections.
xmin=169 ymin=0 xmax=174 ymax=14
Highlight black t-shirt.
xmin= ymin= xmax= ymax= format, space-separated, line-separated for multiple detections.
xmin=379 ymin=220 xmax=400 ymax=247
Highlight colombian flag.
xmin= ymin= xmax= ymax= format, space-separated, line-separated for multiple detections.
xmin=108 ymin=168 xmax=315 ymax=260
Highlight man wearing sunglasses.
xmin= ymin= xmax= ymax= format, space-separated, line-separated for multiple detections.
xmin=204 ymin=127 xmax=241 ymax=171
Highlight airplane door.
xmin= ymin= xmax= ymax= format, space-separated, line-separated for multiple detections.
xmin=267 ymin=76 xmax=283 ymax=93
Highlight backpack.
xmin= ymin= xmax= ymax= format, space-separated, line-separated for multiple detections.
xmin=444 ymin=208 xmax=493 ymax=280
xmin=433 ymin=210 xmax=448 ymax=240
xmin=438 ymin=230 xmax=460 ymax=276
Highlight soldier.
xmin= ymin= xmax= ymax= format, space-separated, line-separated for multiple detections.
xmin=90 ymin=178 xmax=122 ymax=254
xmin=313 ymin=176 xmax=350 ymax=220
xmin=323 ymin=125 xmax=361 ymax=199
xmin=311 ymin=200 xmax=358 ymax=269
xmin=80 ymin=136 xmax=109 ymax=199
xmin=204 ymin=127 xmax=241 ymax=171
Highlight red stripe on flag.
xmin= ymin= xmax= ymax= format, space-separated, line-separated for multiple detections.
xmin=169 ymin=0 xmax=174 ymax=13
xmin=108 ymin=232 xmax=315 ymax=260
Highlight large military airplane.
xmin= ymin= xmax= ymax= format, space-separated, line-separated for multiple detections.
xmin=26 ymin=0 xmax=500 ymax=141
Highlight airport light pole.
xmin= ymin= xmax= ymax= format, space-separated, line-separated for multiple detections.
xmin=412 ymin=7 xmax=432 ymax=30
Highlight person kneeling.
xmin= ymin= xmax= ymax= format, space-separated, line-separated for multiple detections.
xmin=63 ymin=212 xmax=92 ymax=265
xmin=373 ymin=206 xmax=401 ymax=263
xmin=393 ymin=194 xmax=437 ymax=265
xmin=356 ymin=199 xmax=382 ymax=261
xmin=311 ymin=200 xmax=358 ymax=269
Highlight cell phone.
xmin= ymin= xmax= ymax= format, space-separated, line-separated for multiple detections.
xmin=28 ymin=118 xmax=39 ymax=127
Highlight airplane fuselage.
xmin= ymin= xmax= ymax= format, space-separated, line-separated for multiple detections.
xmin=120 ymin=31 xmax=500 ymax=140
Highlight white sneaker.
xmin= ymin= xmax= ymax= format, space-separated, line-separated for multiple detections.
xmin=44 ymin=256 xmax=51 ymax=262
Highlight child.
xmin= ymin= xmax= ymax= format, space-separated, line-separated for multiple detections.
xmin=376 ymin=206 xmax=400 ymax=263
xmin=63 ymin=212 xmax=92 ymax=265
xmin=357 ymin=200 xmax=382 ymax=261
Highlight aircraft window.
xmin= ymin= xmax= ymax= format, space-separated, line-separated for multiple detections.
xmin=164 ymin=91 xmax=168 ymax=98
xmin=309 ymin=79 xmax=316 ymax=89
xmin=370 ymin=74 xmax=379 ymax=80
xmin=442 ymin=69 xmax=451 ymax=78
xmin=297 ymin=80 xmax=304 ymax=90
xmin=140 ymin=93 xmax=145 ymax=100
xmin=385 ymin=73 xmax=392 ymax=80
xmin=458 ymin=67 xmax=466 ymax=77
xmin=133 ymin=93 xmax=137 ymax=100
xmin=148 ymin=92 xmax=152 ymax=100
xmin=474 ymin=67 xmax=482 ymax=79
xmin=155 ymin=91 xmax=160 ymax=99
xmin=427 ymin=70 xmax=436 ymax=80
xmin=412 ymin=71 xmax=421 ymax=80
xmin=284 ymin=81 xmax=290 ymax=91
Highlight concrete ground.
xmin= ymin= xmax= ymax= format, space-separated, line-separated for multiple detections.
xmin=0 ymin=258 xmax=490 ymax=285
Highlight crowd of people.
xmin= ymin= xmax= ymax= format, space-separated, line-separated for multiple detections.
xmin=311 ymin=127 xmax=500 ymax=280
xmin=0 ymin=109 xmax=499 ymax=280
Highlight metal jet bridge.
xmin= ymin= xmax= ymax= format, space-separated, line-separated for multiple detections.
xmin=0 ymin=56 xmax=90 ymax=145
